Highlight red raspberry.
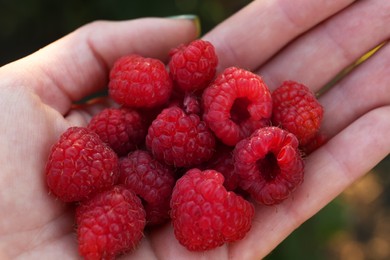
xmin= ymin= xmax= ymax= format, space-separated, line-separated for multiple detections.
xmin=170 ymin=169 xmax=254 ymax=251
xmin=168 ymin=39 xmax=218 ymax=92
xmin=300 ymin=132 xmax=328 ymax=155
xmin=272 ymin=80 xmax=324 ymax=146
xmin=146 ymin=106 xmax=215 ymax=167
xmin=203 ymin=145 xmax=239 ymax=191
xmin=76 ymin=186 xmax=146 ymax=260
xmin=234 ymin=126 xmax=304 ymax=205
xmin=118 ymin=150 xmax=175 ymax=226
xmin=45 ymin=127 xmax=119 ymax=202
xmin=88 ymin=107 xmax=146 ymax=156
xmin=109 ymin=55 xmax=172 ymax=108
xmin=202 ymin=67 xmax=272 ymax=146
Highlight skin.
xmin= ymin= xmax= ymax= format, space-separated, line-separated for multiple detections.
xmin=0 ymin=0 xmax=389 ymax=259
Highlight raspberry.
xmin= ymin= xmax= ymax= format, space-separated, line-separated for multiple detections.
xmin=168 ymin=39 xmax=218 ymax=92
xmin=233 ymin=126 xmax=304 ymax=205
xmin=170 ymin=169 xmax=254 ymax=251
xmin=76 ymin=186 xmax=146 ymax=260
xmin=146 ymin=106 xmax=215 ymax=167
xmin=45 ymin=127 xmax=119 ymax=202
xmin=203 ymin=145 xmax=239 ymax=191
xmin=42 ymin=38 xmax=329 ymax=254
xmin=118 ymin=150 xmax=175 ymax=226
xmin=88 ymin=107 xmax=146 ymax=156
xmin=109 ymin=55 xmax=172 ymax=108
xmin=272 ymin=80 xmax=324 ymax=146
xmin=300 ymin=132 xmax=328 ymax=155
xmin=202 ymin=67 xmax=272 ymax=146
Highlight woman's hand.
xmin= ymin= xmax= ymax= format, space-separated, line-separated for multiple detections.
xmin=0 ymin=0 xmax=389 ymax=259
xmin=203 ymin=0 xmax=390 ymax=258
xmin=0 ymin=17 xmax=199 ymax=259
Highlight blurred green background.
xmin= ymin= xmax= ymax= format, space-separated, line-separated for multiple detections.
xmin=0 ymin=0 xmax=250 ymax=65
xmin=1 ymin=1 xmax=389 ymax=259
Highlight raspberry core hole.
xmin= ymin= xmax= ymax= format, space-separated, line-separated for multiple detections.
xmin=257 ymin=153 xmax=280 ymax=181
xmin=230 ymin=98 xmax=251 ymax=124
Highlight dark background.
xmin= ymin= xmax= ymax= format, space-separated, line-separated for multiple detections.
xmin=1 ymin=1 xmax=389 ymax=259
xmin=0 ymin=0 xmax=250 ymax=65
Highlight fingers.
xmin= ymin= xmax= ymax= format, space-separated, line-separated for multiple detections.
xmin=147 ymin=224 xmax=228 ymax=260
xmin=257 ymin=0 xmax=390 ymax=90
xmin=0 ymin=18 xmax=199 ymax=115
xmin=203 ymin=0 xmax=355 ymax=71
xmin=230 ymin=105 xmax=390 ymax=259
xmin=319 ymin=42 xmax=390 ymax=138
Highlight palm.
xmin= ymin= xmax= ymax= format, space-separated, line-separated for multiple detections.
xmin=0 ymin=89 xmax=229 ymax=259
xmin=1 ymin=1 xmax=389 ymax=259
xmin=0 ymin=86 xmax=77 ymax=258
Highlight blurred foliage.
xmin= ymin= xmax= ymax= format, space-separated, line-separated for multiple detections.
xmin=265 ymin=199 xmax=351 ymax=260
xmin=267 ymin=156 xmax=390 ymax=260
xmin=0 ymin=0 xmax=250 ymax=65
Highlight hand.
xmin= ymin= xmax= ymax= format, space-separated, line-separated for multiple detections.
xmin=0 ymin=1 xmax=389 ymax=260
xmin=203 ymin=0 xmax=390 ymax=258
xmin=0 ymin=18 xmax=199 ymax=259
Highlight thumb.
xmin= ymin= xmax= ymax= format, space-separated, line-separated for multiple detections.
xmin=1 ymin=16 xmax=200 ymax=114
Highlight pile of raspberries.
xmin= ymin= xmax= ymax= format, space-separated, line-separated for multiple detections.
xmin=45 ymin=39 xmax=324 ymax=259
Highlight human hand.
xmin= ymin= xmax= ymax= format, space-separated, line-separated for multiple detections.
xmin=0 ymin=17 xmax=200 ymax=259
xmin=202 ymin=0 xmax=390 ymax=258
xmin=1 ymin=1 xmax=389 ymax=259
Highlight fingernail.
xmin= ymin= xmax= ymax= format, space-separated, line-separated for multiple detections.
xmin=168 ymin=14 xmax=201 ymax=37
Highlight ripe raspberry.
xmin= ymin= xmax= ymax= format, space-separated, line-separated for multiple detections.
xmin=76 ymin=186 xmax=146 ymax=260
xmin=203 ymin=145 xmax=239 ymax=191
xmin=88 ymin=107 xmax=146 ymax=156
xmin=168 ymin=39 xmax=218 ymax=92
xmin=146 ymin=106 xmax=215 ymax=167
xmin=45 ymin=127 xmax=119 ymax=202
xmin=118 ymin=150 xmax=175 ymax=226
xmin=234 ymin=127 xmax=304 ymax=205
xmin=300 ymin=132 xmax=328 ymax=155
xmin=109 ymin=55 xmax=172 ymax=108
xmin=272 ymin=80 xmax=324 ymax=146
xmin=170 ymin=169 xmax=254 ymax=251
xmin=202 ymin=67 xmax=272 ymax=146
